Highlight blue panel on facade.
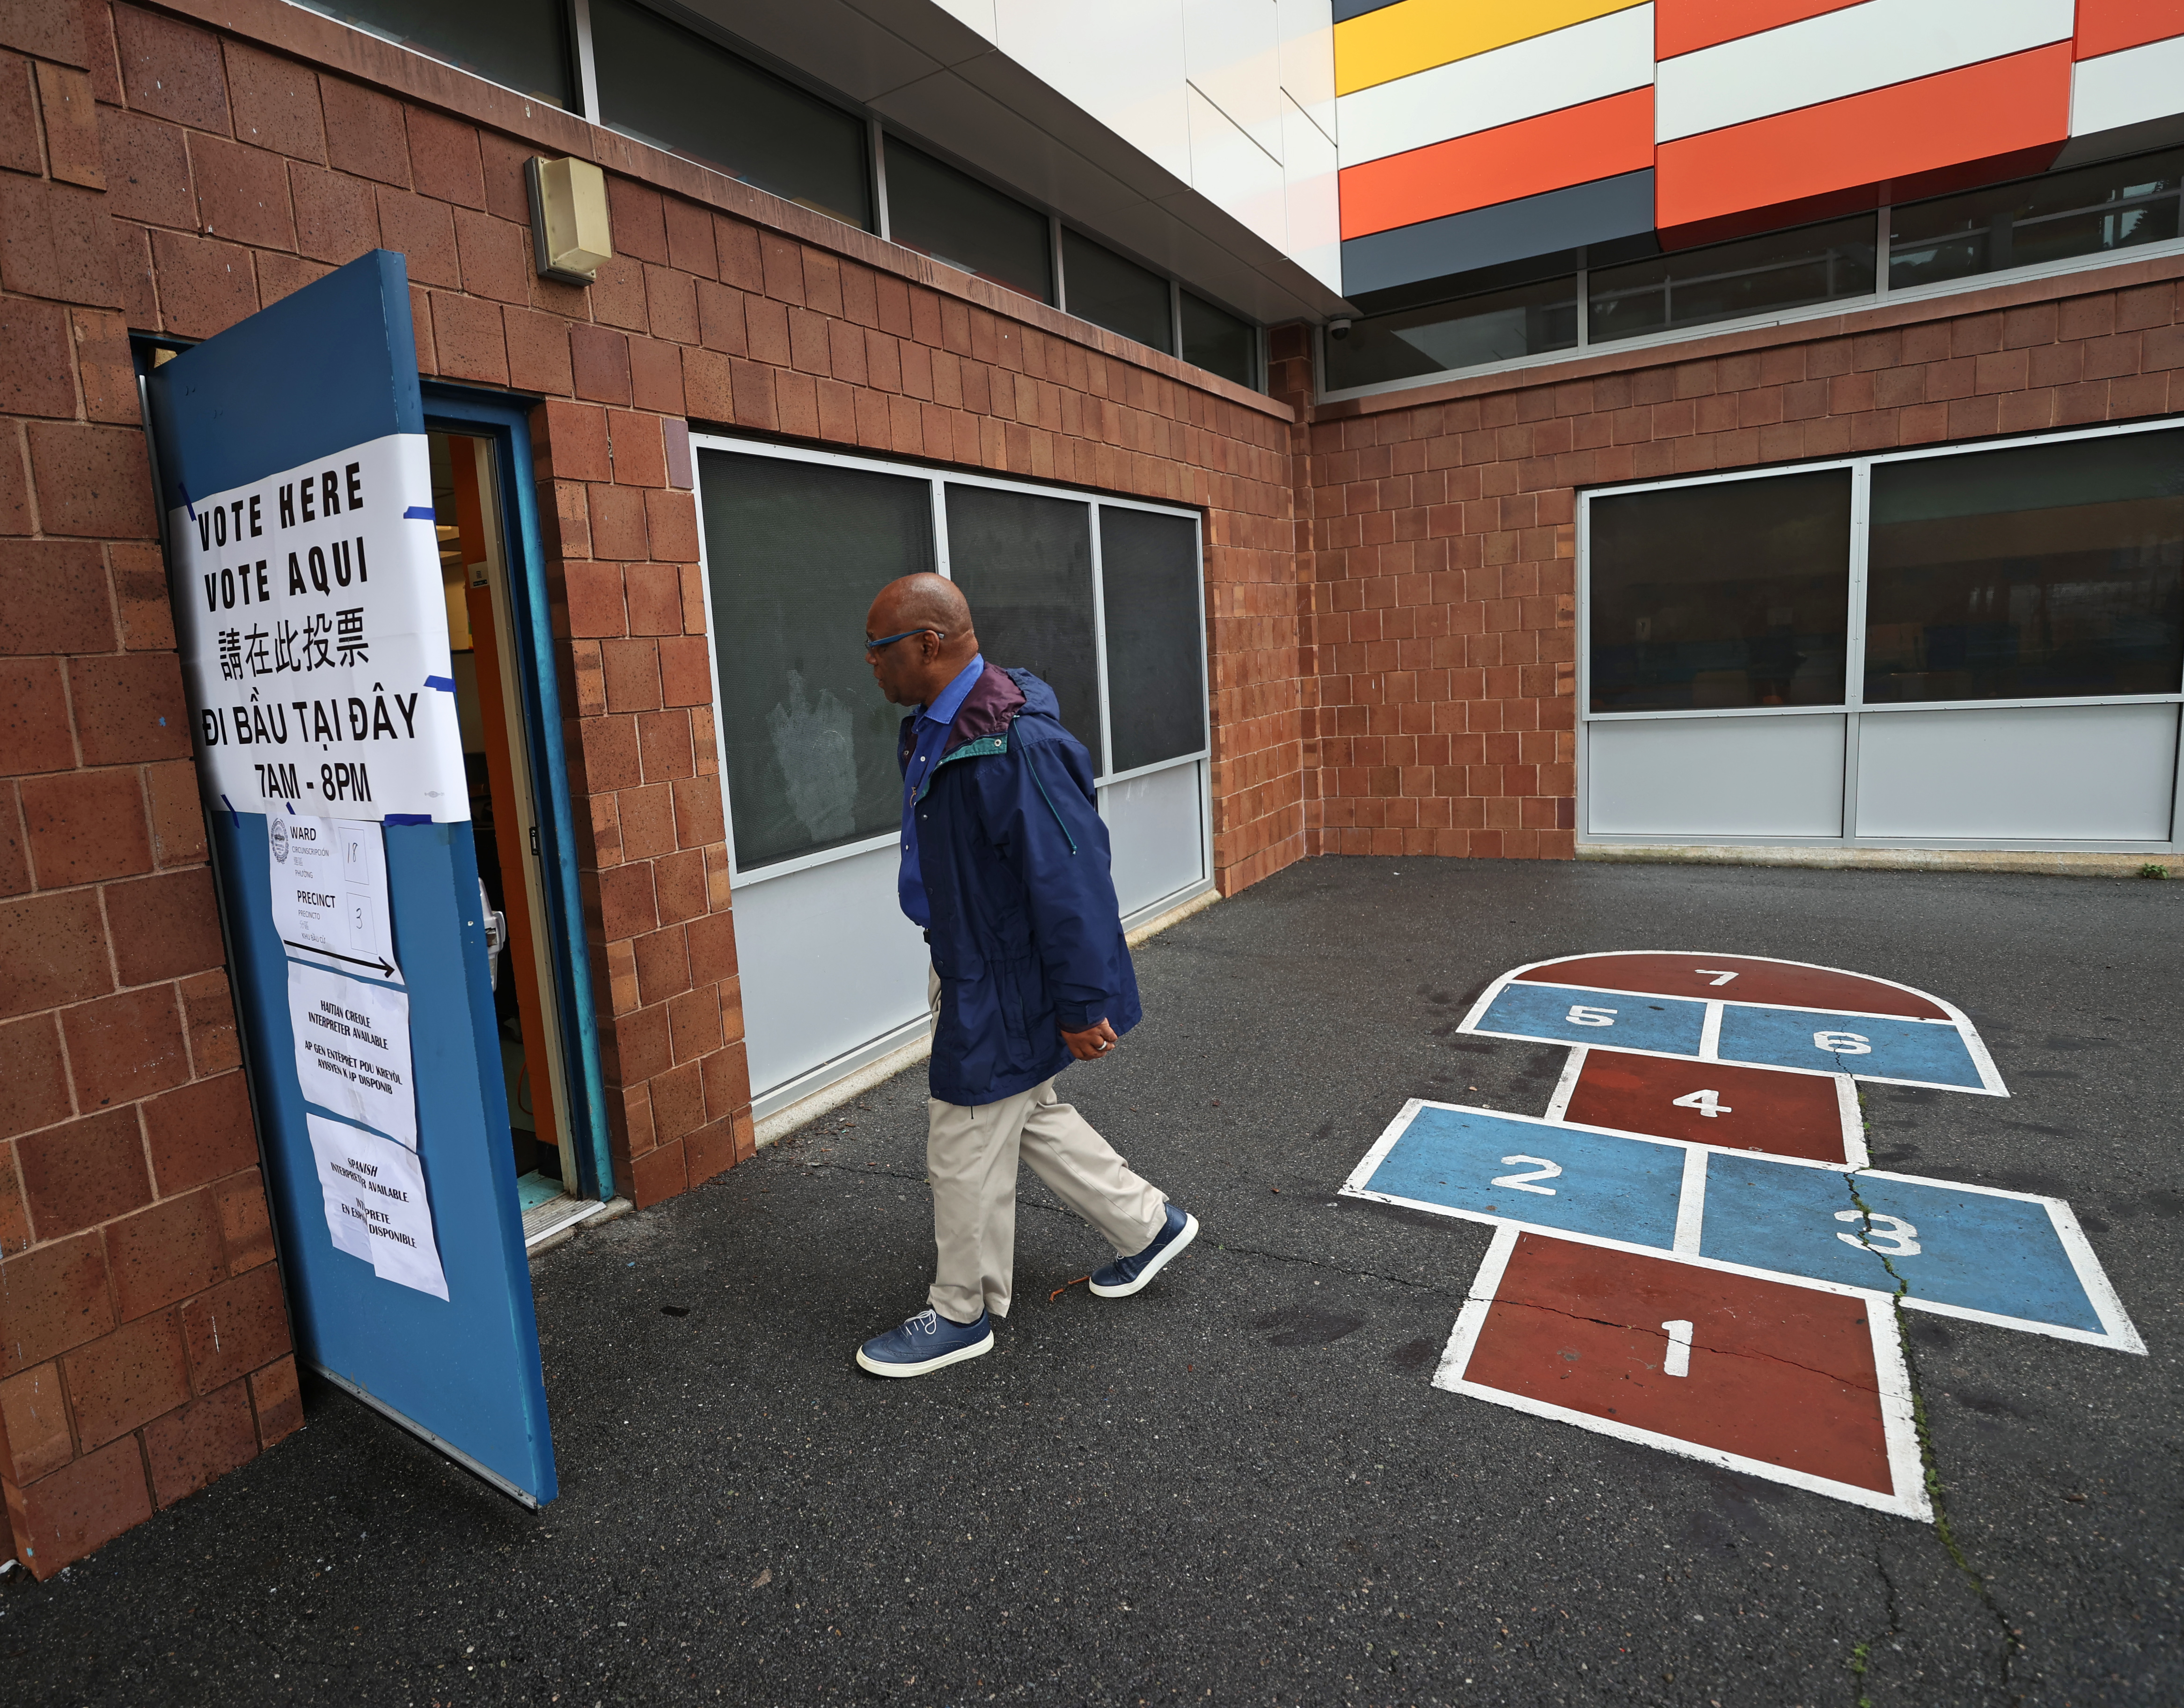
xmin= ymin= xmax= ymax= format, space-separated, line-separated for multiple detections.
xmin=1363 ymin=1105 xmax=1687 ymax=1247
xmin=1699 ymin=1156 xmax=2101 ymax=1332
xmin=1716 ymin=1005 xmax=1984 ymax=1087
xmin=1473 ymin=980 xmax=1708 ymax=1054
xmin=1341 ymin=170 xmax=1656 ymax=298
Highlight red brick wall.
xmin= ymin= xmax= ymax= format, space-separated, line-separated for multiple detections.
xmin=0 ymin=0 xmax=1309 ymax=1571
xmin=1 ymin=0 xmax=301 ymax=1582
xmin=1301 ymin=256 xmax=2184 ymax=858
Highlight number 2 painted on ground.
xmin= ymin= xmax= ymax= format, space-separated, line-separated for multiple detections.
xmin=1671 ymin=1088 xmax=1731 ymax=1118
xmin=1566 ymin=1005 xmax=1618 ymax=1027
xmin=1491 ymin=1156 xmax=1562 ymax=1195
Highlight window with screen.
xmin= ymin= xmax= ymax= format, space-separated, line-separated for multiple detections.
xmin=699 ymin=451 xmax=934 ymax=870
xmin=1179 ymin=292 xmax=1257 ymax=389
xmin=1588 ymin=471 xmax=1853 ymax=714
xmin=591 ymin=0 xmax=871 ymax=231
xmin=1098 ymin=507 xmax=1206 ymax=773
xmin=883 ymin=140 xmax=1052 ymax=303
xmin=1866 ymin=430 xmax=2184 ymax=704
xmin=297 ymin=0 xmax=573 ymax=106
xmin=943 ymin=486 xmax=1101 ymax=759
xmin=1061 ymin=231 xmax=1173 ymax=354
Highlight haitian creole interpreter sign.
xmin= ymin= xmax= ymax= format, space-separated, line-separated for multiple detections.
xmin=169 ymin=432 xmax=468 ymax=825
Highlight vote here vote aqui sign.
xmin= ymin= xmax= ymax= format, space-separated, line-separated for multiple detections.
xmin=166 ymin=401 xmax=465 ymax=825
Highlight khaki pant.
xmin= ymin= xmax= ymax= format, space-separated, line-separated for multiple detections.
xmin=925 ymin=970 xmax=1167 ymax=1322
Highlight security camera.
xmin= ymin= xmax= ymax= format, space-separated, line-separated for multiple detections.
xmin=1328 ymin=317 xmax=1353 ymax=339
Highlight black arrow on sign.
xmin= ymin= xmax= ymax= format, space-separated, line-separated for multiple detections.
xmin=283 ymin=939 xmax=397 ymax=979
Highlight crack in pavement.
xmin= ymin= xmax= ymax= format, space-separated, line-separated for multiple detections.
xmin=1842 ymin=1103 xmax=2023 ymax=1694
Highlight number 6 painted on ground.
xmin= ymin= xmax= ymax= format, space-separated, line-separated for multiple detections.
xmin=1814 ymin=1030 xmax=1871 ymax=1054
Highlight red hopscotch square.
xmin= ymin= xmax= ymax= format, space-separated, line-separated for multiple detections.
xmin=1515 ymin=953 xmax=1947 ymax=1017
xmin=1563 ymin=1047 xmax=1854 ymax=1163
xmin=1451 ymin=1232 xmax=1900 ymax=1498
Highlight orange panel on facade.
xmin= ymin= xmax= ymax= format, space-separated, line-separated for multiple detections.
xmin=1654 ymin=44 xmax=2073 ymax=232
xmin=2074 ymin=0 xmax=2184 ymax=59
xmin=1654 ymin=0 xmax=1869 ymax=60
xmin=1338 ymin=87 xmax=1655 ymax=240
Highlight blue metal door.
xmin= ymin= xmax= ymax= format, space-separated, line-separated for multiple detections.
xmin=147 ymin=253 xmax=557 ymax=1504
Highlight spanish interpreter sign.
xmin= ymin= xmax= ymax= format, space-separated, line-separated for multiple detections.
xmin=306 ymin=1114 xmax=448 ymax=1299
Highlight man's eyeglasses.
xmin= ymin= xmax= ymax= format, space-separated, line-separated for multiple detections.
xmin=865 ymin=627 xmax=944 ymax=654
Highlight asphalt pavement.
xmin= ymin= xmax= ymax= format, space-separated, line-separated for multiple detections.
xmin=6 ymin=856 xmax=2179 ymax=1706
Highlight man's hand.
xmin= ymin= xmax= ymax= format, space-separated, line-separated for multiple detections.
xmin=1061 ymin=1018 xmax=1119 ymax=1061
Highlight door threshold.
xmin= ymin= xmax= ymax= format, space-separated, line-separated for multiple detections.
xmin=521 ymin=1190 xmax=609 ymax=1249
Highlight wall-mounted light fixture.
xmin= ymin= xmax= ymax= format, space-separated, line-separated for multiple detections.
xmin=525 ymin=156 xmax=613 ymax=285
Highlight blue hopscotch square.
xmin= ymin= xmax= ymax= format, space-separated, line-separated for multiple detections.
xmin=1698 ymin=1157 xmax=2101 ymax=1333
xmin=1715 ymin=1005 xmax=1984 ymax=1088
xmin=1359 ymin=1105 xmax=1688 ymax=1250
xmin=1473 ymin=982 xmax=1708 ymax=1056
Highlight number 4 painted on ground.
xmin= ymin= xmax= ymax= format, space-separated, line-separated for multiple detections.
xmin=1671 ymin=1089 xmax=1731 ymax=1118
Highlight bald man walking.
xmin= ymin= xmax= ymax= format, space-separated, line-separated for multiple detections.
xmin=854 ymin=574 xmax=1197 ymax=1377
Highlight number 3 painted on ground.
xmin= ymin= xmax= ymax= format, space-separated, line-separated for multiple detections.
xmin=1814 ymin=1030 xmax=1871 ymax=1055
xmin=1566 ymin=1005 xmax=1617 ymax=1027
xmin=1835 ymin=1209 xmax=1921 ymax=1255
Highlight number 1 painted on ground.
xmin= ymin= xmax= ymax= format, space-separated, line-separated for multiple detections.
xmin=1662 ymin=1319 xmax=1693 ymax=1377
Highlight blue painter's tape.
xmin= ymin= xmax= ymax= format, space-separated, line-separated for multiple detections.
xmin=383 ymin=812 xmax=433 ymax=825
xmin=1474 ymin=981 xmax=1708 ymax=1055
xmin=220 ymin=792 xmax=237 ymax=826
xmin=145 ymin=251 xmax=422 ymax=509
xmin=425 ymin=675 xmax=456 ymax=692
xmin=180 ymin=484 xmax=196 ymax=521
xmin=1717 ymin=1006 xmax=1983 ymax=1087
xmin=404 ymin=505 xmax=436 ymax=520
xmin=1361 ymin=1105 xmax=1687 ymax=1249
xmin=1701 ymin=1158 xmax=2102 ymax=1332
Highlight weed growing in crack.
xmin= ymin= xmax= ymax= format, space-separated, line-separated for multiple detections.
xmin=1846 ymin=1093 xmax=2023 ymax=1688
xmin=1846 ymin=1639 xmax=1873 ymax=1708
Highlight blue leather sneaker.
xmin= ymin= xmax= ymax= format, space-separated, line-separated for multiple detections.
xmin=855 ymin=1307 xmax=994 ymax=1377
xmin=1088 ymin=1204 xmax=1199 ymax=1298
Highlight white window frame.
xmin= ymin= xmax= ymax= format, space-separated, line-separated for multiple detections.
xmin=687 ymin=435 xmax=1214 ymax=889
xmin=1576 ymin=415 xmax=2184 ymax=854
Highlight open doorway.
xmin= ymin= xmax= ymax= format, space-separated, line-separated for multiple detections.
xmin=430 ymin=428 xmax=603 ymax=1246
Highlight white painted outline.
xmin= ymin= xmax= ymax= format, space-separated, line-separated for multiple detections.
xmin=1456 ymin=951 xmax=2010 ymax=1097
xmin=1343 ymin=1099 xmax=2146 ymax=1354
xmin=1435 ymin=1224 xmax=1935 ymax=1522
xmin=1556 ymin=1043 xmax=1869 ymax=1168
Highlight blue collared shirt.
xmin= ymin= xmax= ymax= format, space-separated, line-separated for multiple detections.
xmin=898 ymin=654 xmax=986 ymax=928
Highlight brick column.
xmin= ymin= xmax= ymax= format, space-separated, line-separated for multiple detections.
xmin=1 ymin=0 xmax=297 ymax=1580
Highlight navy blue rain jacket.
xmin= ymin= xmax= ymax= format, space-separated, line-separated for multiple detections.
xmin=905 ymin=665 xmax=1142 ymax=1106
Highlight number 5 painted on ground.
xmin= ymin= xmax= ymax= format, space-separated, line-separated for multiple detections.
xmin=1491 ymin=1156 xmax=1562 ymax=1195
xmin=1566 ymin=1005 xmax=1617 ymax=1027
xmin=1815 ymin=1031 xmax=1871 ymax=1055
xmin=1835 ymin=1209 xmax=1920 ymax=1255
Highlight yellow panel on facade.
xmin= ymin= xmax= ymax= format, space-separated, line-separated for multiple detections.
xmin=1335 ymin=0 xmax=1649 ymax=95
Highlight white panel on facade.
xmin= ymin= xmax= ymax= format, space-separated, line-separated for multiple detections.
xmin=1854 ymin=704 xmax=2179 ymax=842
xmin=2070 ymin=33 xmax=2184 ymax=136
xmin=921 ymin=0 xmax=998 ymax=40
xmin=1276 ymin=0 xmax=1336 ymax=145
xmin=1336 ymin=3 xmax=1653 ymax=168
xmin=1654 ymin=0 xmax=2074 ymax=143
xmin=1103 ymin=762 xmax=1208 ymax=919
xmin=1185 ymin=0 xmax=1286 ymax=163
xmin=732 ymin=845 xmax=933 ymax=1104
xmin=1589 ymin=714 xmax=1846 ymax=838
xmin=1280 ymin=92 xmax=1341 ymax=291
xmin=1186 ymin=82 xmax=1288 ymax=250
xmin=990 ymin=0 xmax=1194 ymax=184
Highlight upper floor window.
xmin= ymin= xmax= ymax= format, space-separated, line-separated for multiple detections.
xmin=589 ymin=0 xmax=872 ymax=231
xmin=884 ymin=140 xmax=1053 ymax=304
xmin=297 ymin=0 xmax=574 ymax=107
